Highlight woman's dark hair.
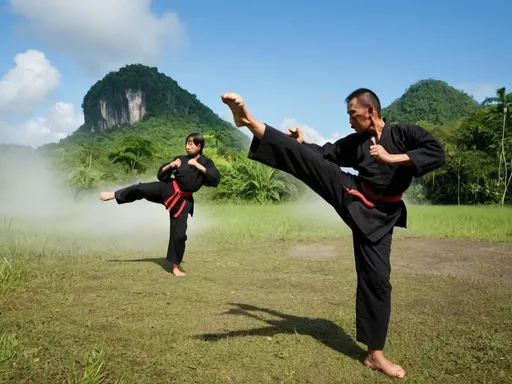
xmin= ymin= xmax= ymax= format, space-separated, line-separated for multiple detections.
xmin=185 ymin=132 xmax=205 ymax=154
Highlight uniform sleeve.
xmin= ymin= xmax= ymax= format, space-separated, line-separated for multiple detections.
xmin=157 ymin=156 xmax=178 ymax=181
xmin=404 ymin=124 xmax=446 ymax=177
xmin=202 ymin=158 xmax=222 ymax=187
xmin=302 ymin=134 xmax=359 ymax=168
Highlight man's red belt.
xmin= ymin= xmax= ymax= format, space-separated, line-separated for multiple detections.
xmin=163 ymin=180 xmax=193 ymax=218
xmin=344 ymin=182 xmax=402 ymax=208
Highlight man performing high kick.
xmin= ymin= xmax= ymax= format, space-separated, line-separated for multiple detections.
xmin=221 ymin=89 xmax=445 ymax=379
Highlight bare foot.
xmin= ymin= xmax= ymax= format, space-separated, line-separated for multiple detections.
xmin=100 ymin=192 xmax=115 ymax=201
xmin=220 ymin=93 xmax=253 ymax=127
xmin=364 ymin=354 xmax=405 ymax=379
xmin=172 ymin=266 xmax=186 ymax=277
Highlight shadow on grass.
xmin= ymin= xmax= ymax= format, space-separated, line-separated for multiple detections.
xmin=196 ymin=303 xmax=366 ymax=361
xmin=107 ymin=257 xmax=178 ymax=273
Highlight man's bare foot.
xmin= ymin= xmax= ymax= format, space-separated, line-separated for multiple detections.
xmin=221 ymin=93 xmax=266 ymax=139
xmin=364 ymin=353 xmax=405 ymax=379
xmin=100 ymin=192 xmax=115 ymax=201
xmin=220 ymin=93 xmax=253 ymax=128
xmin=172 ymin=265 xmax=186 ymax=277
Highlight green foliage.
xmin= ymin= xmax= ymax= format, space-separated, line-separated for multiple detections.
xmin=406 ymin=88 xmax=512 ymax=205
xmin=107 ymin=136 xmax=154 ymax=176
xmin=65 ymin=147 xmax=107 ymax=198
xmin=482 ymin=86 xmax=512 ymax=107
xmin=4 ymin=70 xmax=510 ymax=206
xmin=239 ymin=164 xmax=294 ymax=204
xmin=211 ymin=152 xmax=299 ymax=204
xmin=383 ymin=79 xmax=481 ymax=125
xmin=481 ymin=87 xmax=512 ymax=205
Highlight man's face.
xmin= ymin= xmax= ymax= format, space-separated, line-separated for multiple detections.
xmin=185 ymin=138 xmax=201 ymax=155
xmin=347 ymin=97 xmax=372 ymax=134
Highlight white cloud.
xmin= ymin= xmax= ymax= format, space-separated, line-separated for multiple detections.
xmin=0 ymin=50 xmax=60 ymax=115
xmin=0 ymin=50 xmax=83 ymax=147
xmin=279 ymin=118 xmax=340 ymax=145
xmin=455 ymin=82 xmax=498 ymax=103
xmin=279 ymin=118 xmax=356 ymax=174
xmin=217 ymin=106 xmax=342 ymax=143
xmin=9 ymin=0 xmax=187 ymax=74
xmin=1 ymin=102 xmax=84 ymax=147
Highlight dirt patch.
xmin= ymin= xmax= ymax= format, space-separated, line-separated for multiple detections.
xmin=291 ymin=244 xmax=341 ymax=260
xmin=390 ymin=237 xmax=512 ymax=284
xmin=291 ymin=238 xmax=512 ymax=284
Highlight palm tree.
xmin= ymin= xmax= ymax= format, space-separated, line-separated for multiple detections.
xmin=482 ymin=87 xmax=512 ymax=109
xmin=108 ymin=136 xmax=154 ymax=178
xmin=235 ymin=161 xmax=297 ymax=204
xmin=66 ymin=151 xmax=104 ymax=199
xmin=481 ymin=87 xmax=512 ymax=205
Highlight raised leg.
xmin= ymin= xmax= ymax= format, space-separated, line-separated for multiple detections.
xmin=100 ymin=181 xmax=167 ymax=205
xmin=352 ymin=228 xmax=405 ymax=379
xmin=166 ymin=203 xmax=191 ymax=277
xmin=221 ymin=93 xmax=354 ymax=213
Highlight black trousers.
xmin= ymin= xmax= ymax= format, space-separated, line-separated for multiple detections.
xmin=114 ymin=181 xmax=191 ymax=265
xmin=248 ymin=124 xmax=393 ymax=350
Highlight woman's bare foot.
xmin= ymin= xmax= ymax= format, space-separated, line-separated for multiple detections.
xmin=364 ymin=353 xmax=405 ymax=379
xmin=100 ymin=192 xmax=115 ymax=201
xmin=172 ymin=265 xmax=186 ymax=277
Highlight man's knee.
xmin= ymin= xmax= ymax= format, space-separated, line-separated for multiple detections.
xmin=360 ymin=270 xmax=392 ymax=297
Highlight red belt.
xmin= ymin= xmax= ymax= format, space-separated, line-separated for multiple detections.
xmin=343 ymin=182 xmax=402 ymax=208
xmin=163 ymin=180 xmax=193 ymax=218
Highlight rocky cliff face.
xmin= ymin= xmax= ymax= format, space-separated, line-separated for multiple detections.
xmin=80 ymin=64 xmax=246 ymax=139
xmin=82 ymin=64 xmax=218 ymax=132
xmin=70 ymin=64 xmax=250 ymax=153
xmin=91 ymin=89 xmax=147 ymax=131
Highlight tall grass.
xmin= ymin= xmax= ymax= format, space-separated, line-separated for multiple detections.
xmin=0 ymin=332 xmax=19 ymax=364
xmin=0 ymin=257 xmax=31 ymax=295
xmin=73 ymin=347 xmax=117 ymax=384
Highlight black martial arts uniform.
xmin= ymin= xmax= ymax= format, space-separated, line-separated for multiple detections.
xmin=114 ymin=154 xmax=221 ymax=265
xmin=247 ymin=123 xmax=445 ymax=350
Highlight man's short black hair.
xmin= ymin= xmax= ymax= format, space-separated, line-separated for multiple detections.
xmin=345 ymin=88 xmax=382 ymax=116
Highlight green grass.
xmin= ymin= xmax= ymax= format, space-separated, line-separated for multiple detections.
xmin=0 ymin=257 xmax=32 ymax=295
xmin=399 ymin=204 xmax=512 ymax=241
xmin=196 ymin=202 xmax=512 ymax=243
xmin=0 ymin=203 xmax=511 ymax=383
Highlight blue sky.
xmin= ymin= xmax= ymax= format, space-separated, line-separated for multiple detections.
xmin=0 ymin=0 xmax=511 ymax=147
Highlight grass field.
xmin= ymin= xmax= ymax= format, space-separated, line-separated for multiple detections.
xmin=1 ymin=201 xmax=511 ymax=383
